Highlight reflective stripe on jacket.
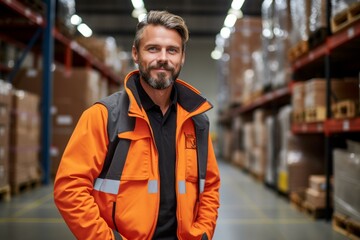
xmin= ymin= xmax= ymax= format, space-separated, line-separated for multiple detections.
xmin=54 ymin=70 xmax=221 ymax=240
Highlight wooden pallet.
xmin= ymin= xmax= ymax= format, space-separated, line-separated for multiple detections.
xmin=0 ymin=185 xmax=11 ymax=202
xmin=305 ymin=107 xmax=326 ymax=122
xmin=250 ymin=171 xmax=264 ymax=183
xmin=332 ymin=99 xmax=359 ymax=119
xmin=308 ymin=27 xmax=328 ymax=49
xmin=11 ymin=178 xmax=41 ymax=196
xmin=288 ymin=40 xmax=309 ymax=62
xmin=302 ymin=201 xmax=327 ymax=219
xmin=332 ymin=212 xmax=360 ymax=240
xmin=331 ymin=2 xmax=360 ymax=34
xmin=289 ymin=190 xmax=306 ymax=212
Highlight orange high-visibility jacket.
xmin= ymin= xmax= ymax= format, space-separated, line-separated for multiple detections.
xmin=54 ymin=70 xmax=220 ymax=240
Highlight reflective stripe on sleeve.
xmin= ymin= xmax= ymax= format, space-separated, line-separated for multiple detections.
xmin=93 ymin=178 xmax=120 ymax=194
xmin=199 ymin=178 xmax=205 ymax=194
xmin=178 ymin=180 xmax=186 ymax=194
xmin=148 ymin=180 xmax=158 ymax=194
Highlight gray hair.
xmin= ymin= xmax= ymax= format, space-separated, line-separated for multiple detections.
xmin=133 ymin=10 xmax=189 ymax=52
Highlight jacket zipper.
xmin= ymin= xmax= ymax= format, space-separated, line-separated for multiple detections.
xmin=112 ymin=202 xmax=119 ymax=232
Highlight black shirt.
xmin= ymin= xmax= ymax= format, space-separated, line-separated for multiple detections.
xmin=135 ymin=79 xmax=178 ymax=240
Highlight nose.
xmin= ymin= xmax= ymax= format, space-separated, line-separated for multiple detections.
xmin=157 ymin=49 xmax=168 ymax=63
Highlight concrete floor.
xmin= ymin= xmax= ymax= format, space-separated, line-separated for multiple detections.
xmin=0 ymin=160 xmax=348 ymax=240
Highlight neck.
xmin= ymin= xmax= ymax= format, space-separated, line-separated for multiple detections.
xmin=140 ymin=79 xmax=173 ymax=115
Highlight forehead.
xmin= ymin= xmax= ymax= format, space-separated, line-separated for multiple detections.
xmin=139 ymin=25 xmax=182 ymax=48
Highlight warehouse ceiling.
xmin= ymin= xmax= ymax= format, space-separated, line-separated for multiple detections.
xmin=75 ymin=0 xmax=264 ymax=49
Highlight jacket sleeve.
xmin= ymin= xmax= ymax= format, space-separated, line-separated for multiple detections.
xmin=193 ymin=136 xmax=220 ymax=239
xmin=53 ymin=104 xmax=124 ymax=240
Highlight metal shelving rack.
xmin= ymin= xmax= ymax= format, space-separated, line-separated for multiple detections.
xmin=0 ymin=0 xmax=122 ymax=184
xmin=291 ymin=2 xmax=360 ymax=220
xmin=220 ymin=2 xmax=360 ymax=222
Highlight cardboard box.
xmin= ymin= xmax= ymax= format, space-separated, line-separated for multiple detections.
xmin=306 ymin=188 xmax=326 ymax=208
xmin=309 ymin=175 xmax=333 ymax=191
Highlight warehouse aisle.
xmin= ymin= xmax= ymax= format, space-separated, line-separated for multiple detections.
xmin=0 ymin=160 xmax=347 ymax=240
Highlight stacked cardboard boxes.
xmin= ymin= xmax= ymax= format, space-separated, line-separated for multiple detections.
xmin=13 ymin=65 xmax=107 ymax=176
xmin=228 ymin=17 xmax=262 ymax=105
xmin=291 ymin=78 xmax=359 ymax=122
xmin=292 ymin=82 xmax=305 ymax=122
xmin=251 ymin=109 xmax=270 ymax=179
xmin=10 ymin=90 xmax=41 ymax=190
xmin=305 ymin=175 xmax=332 ymax=208
xmin=0 ymin=81 xmax=12 ymax=189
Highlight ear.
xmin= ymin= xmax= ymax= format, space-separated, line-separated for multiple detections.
xmin=132 ymin=45 xmax=139 ymax=64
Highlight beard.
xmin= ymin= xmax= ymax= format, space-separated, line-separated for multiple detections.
xmin=138 ymin=61 xmax=181 ymax=90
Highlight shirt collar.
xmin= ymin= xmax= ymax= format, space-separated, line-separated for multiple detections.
xmin=135 ymin=77 xmax=178 ymax=112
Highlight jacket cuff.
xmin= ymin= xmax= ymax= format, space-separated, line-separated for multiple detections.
xmin=201 ymin=232 xmax=208 ymax=240
xmin=113 ymin=230 xmax=123 ymax=240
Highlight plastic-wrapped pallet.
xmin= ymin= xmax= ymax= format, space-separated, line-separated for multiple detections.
xmin=290 ymin=0 xmax=311 ymax=44
xmin=272 ymin=0 xmax=292 ymax=88
xmin=56 ymin=0 xmax=76 ymax=36
xmin=243 ymin=122 xmax=255 ymax=170
xmin=276 ymin=105 xmax=292 ymax=193
xmin=261 ymin=0 xmax=276 ymax=91
xmin=309 ymin=0 xmax=327 ymax=33
xmin=231 ymin=116 xmax=245 ymax=167
xmin=333 ymin=142 xmax=360 ymax=221
xmin=0 ymin=80 xmax=12 ymax=189
xmin=265 ymin=116 xmax=280 ymax=186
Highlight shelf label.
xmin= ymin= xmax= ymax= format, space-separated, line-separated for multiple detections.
xmin=36 ymin=16 xmax=43 ymax=25
xmin=347 ymin=27 xmax=355 ymax=39
xmin=24 ymin=8 xmax=31 ymax=17
xmin=70 ymin=41 xmax=78 ymax=50
xmin=309 ymin=52 xmax=314 ymax=61
xmin=317 ymin=123 xmax=323 ymax=132
xmin=343 ymin=120 xmax=350 ymax=131
xmin=301 ymin=124 xmax=307 ymax=132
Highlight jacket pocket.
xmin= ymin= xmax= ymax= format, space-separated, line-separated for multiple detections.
xmin=119 ymin=136 xmax=151 ymax=180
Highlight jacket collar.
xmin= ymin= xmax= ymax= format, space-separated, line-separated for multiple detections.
xmin=124 ymin=70 xmax=212 ymax=115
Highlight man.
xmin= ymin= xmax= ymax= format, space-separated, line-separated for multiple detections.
xmin=54 ymin=10 xmax=220 ymax=240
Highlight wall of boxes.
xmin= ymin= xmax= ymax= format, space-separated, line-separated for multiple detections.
xmin=0 ymin=0 xmax=135 ymax=199
xmin=217 ymin=0 xmax=360 ymax=232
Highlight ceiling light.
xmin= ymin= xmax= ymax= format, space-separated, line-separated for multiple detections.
xmin=224 ymin=14 xmax=237 ymax=28
xmin=70 ymin=14 xmax=82 ymax=25
xmin=77 ymin=23 xmax=92 ymax=37
xmin=211 ymin=49 xmax=223 ymax=60
xmin=131 ymin=0 xmax=144 ymax=9
xmin=132 ymin=7 xmax=147 ymax=21
xmin=231 ymin=0 xmax=245 ymax=10
xmin=220 ymin=27 xmax=231 ymax=39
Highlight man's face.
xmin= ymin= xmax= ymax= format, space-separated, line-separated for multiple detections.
xmin=132 ymin=25 xmax=185 ymax=90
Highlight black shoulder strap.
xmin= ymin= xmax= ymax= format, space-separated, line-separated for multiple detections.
xmin=96 ymin=91 xmax=135 ymax=180
xmin=192 ymin=113 xmax=210 ymax=198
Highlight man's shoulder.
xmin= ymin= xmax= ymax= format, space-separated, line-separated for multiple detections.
xmin=97 ymin=90 xmax=128 ymax=110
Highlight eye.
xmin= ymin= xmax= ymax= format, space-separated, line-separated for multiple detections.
xmin=148 ymin=46 xmax=158 ymax=52
xmin=168 ymin=47 xmax=179 ymax=54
